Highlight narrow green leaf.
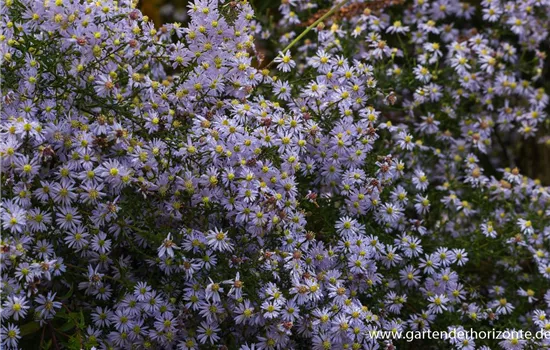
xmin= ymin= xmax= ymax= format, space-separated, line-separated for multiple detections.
xmin=19 ymin=321 xmax=41 ymax=336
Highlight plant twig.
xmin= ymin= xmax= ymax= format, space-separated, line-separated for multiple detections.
xmin=48 ymin=322 xmax=60 ymax=350
xmin=40 ymin=324 xmax=46 ymax=349
xmin=265 ymin=0 xmax=350 ymax=69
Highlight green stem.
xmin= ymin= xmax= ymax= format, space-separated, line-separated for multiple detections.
xmin=397 ymin=34 xmax=409 ymax=61
xmin=265 ymin=0 xmax=350 ymax=69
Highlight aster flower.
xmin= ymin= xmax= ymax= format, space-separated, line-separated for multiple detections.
xmin=197 ymin=321 xmax=220 ymax=345
xmin=335 ymin=216 xmax=359 ymax=236
xmin=2 ymin=295 xmax=29 ymax=321
xmin=158 ymin=233 xmax=180 ymax=259
xmin=273 ymin=80 xmax=292 ymax=101
xmin=413 ymin=65 xmax=432 ymax=83
xmin=1 ymin=0 xmax=550 ymax=347
xmin=517 ymin=218 xmax=534 ymax=235
xmin=206 ymin=228 xmax=234 ymax=252
xmin=274 ymin=51 xmax=296 ymax=72
xmin=1 ymin=210 xmax=26 ymax=234
xmin=0 ymin=323 xmax=20 ymax=348
xmin=428 ymin=294 xmax=449 ymax=314
xmin=35 ymin=292 xmax=62 ymax=320
xmin=94 ymin=75 xmax=117 ymax=97
xmin=490 ymin=297 xmax=515 ymax=315
xmin=412 ymin=169 xmax=429 ymax=191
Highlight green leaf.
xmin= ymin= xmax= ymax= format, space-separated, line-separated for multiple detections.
xmin=67 ymin=336 xmax=82 ymax=350
xmin=60 ymin=284 xmax=74 ymax=300
xmin=58 ymin=319 xmax=76 ymax=333
xmin=19 ymin=321 xmax=41 ymax=336
xmin=41 ymin=339 xmax=52 ymax=350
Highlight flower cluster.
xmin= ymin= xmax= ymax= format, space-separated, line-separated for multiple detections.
xmin=1 ymin=0 xmax=550 ymax=349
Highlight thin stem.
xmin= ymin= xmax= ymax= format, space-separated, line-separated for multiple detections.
xmin=48 ymin=323 xmax=60 ymax=350
xmin=396 ymin=34 xmax=409 ymax=61
xmin=40 ymin=324 xmax=46 ymax=350
xmin=265 ymin=0 xmax=350 ymax=69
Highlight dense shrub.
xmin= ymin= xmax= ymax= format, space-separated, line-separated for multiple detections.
xmin=1 ymin=0 xmax=550 ymax=348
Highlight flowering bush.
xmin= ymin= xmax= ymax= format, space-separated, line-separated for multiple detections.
xmin=1 ymin=0 xmax=550 ymax=348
